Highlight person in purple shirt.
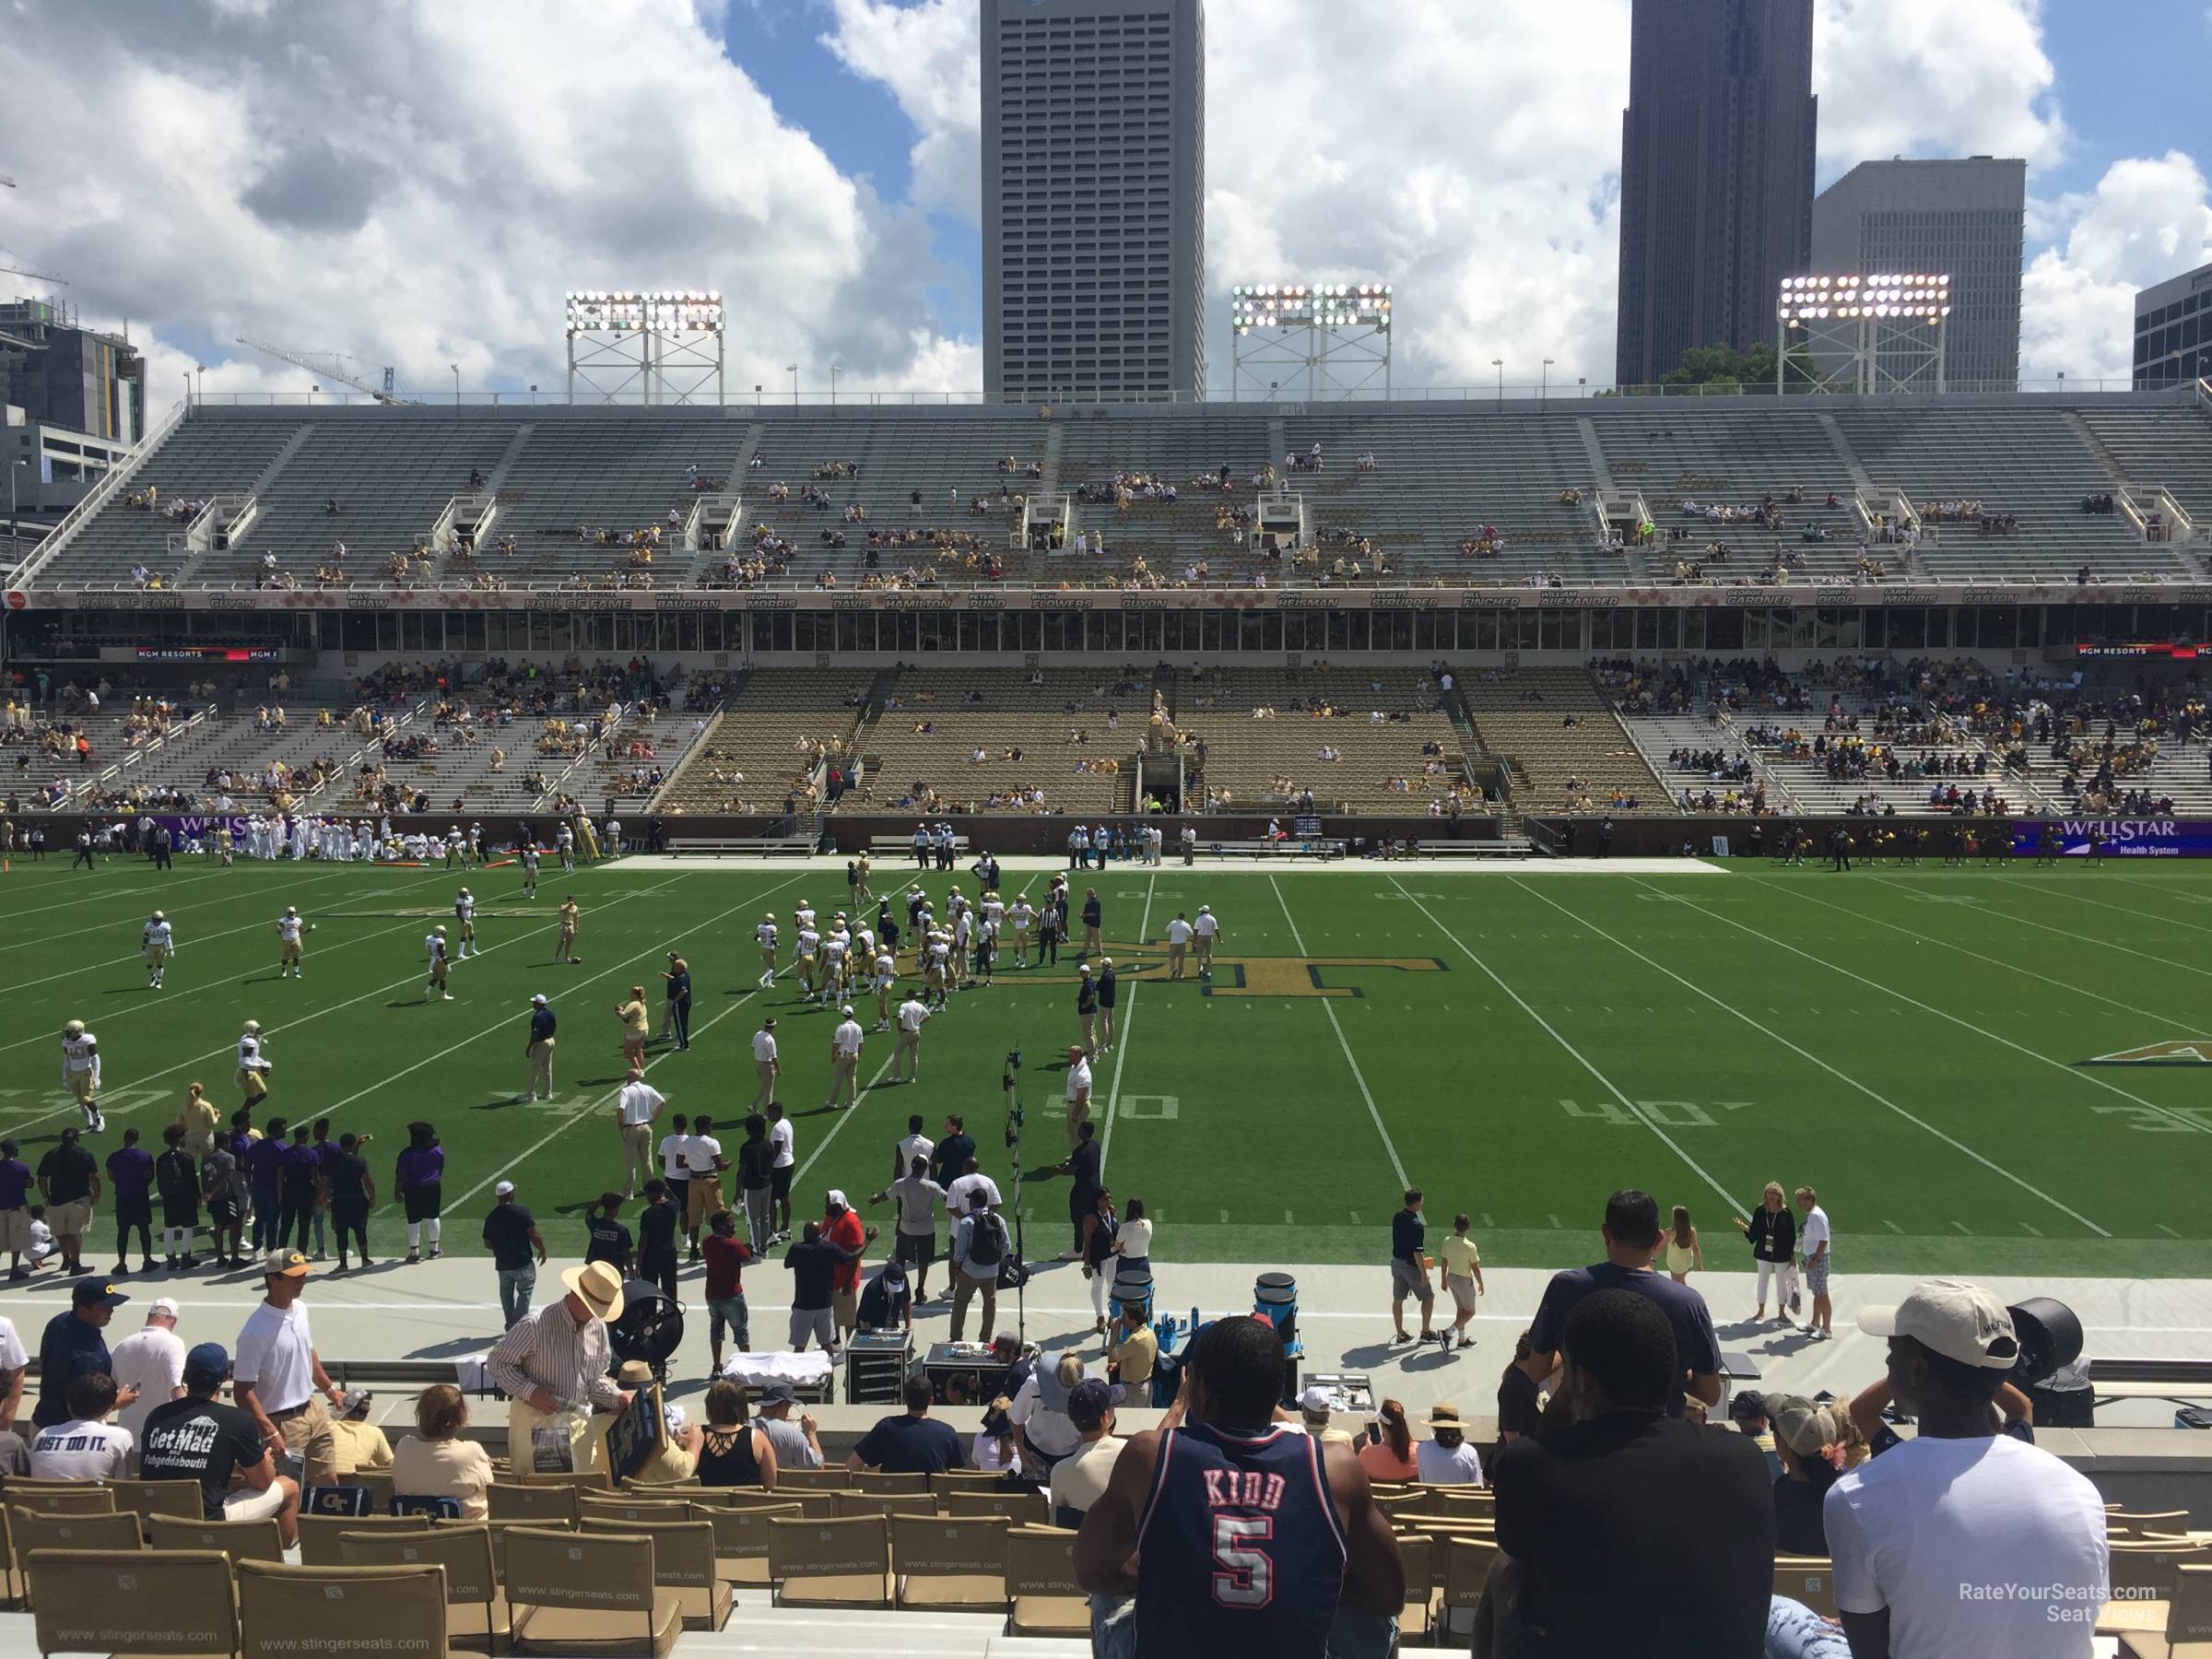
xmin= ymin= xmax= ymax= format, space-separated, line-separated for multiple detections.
xmin=244 ymin=1118 xmax=289 ymax=1252
xmin=0 ymin=1137 xmax=37 ymax=1280
xmin=277 ymin=1124 xmax=323 ymax=1256
xmin=395 ymin=1120 xmax=444 ymax=1264
xmin=103 ymin=1127 xmax=157 ymax=1277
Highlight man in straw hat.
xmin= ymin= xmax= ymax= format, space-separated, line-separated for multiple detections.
xmin=485 ymin=1257 xmax=635 ymax=1478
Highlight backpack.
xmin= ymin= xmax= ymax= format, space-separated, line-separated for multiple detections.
xmin=966 ymin=1210 xmax=1006 ymax=1269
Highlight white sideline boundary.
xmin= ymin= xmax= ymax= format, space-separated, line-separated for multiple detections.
xmin=606 ymin=853 xmax=1726 ymax=877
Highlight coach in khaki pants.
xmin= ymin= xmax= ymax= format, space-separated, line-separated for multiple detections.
xmin=613 ymin=1067 xmax=665 ymax=1199
xmin=524 ymin=994 xmax=557 ymax=1103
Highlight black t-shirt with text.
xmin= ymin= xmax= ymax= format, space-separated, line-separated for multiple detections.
xmin=141 ymin=1396 xmax=267 ymax=1520
xmin=584 ymin=1217 xmax=631 ymax=1266
xmin=38 ymin=1144 xmax=97 ymax=1206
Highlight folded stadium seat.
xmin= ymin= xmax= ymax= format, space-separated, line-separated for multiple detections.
xmin=237 ymin=1558 xmax=449 ymax=1659
xmin=0 ymin=1482 xmax=116 ymax=1516
xmin=488 ymin=1482 xmax=583 ymax=1525
xmin=1003 ymin=1524 xmax=1088 ymax=1640
xmin=6 ymin=1507 xmax=141 ymax=1607
xmin=770 ymin=1467 xmax=854 ymax=1492
xmin=891 ymin=1514 xmax=1011 ymax=1612
xmin=767 ymin=1514 xmax=896 ymax=1608
xmin=579 ymin=1514 xmax=733 ymax=1630
xmin=297 ymin=1510 xmax=430 ymax=1568
xmin=147 ymin=1512 xmax=288 ymax=1566
xmin=688 ymin=1500 xmax=802 ymax=1589
xmin=940 ymin=1488 xmax=1048 ymax=1525
xmin=578 ymin=1494 xmax=693 ymax=1526
xmin=2113 ymin=1513 xmax=2197 ymax=1537
xmin=25 ymin=1547 xmax=237 ymax=1659
xmin=833 ymin=1492 xmax=942 ymax=1523
xmin=1772 ymin=1555 xmax=1837 ymax=1619
xmin=108 ymin=1477 xmax=216 ymax=1532
xmin=1394 ymin=1532 xmax=1439 ymax=1643
xmin=339 ymin=1523 xmax=510 ymax=1651
xmin=2119 ymin=1561 xmax=2212 ymax=1659
xmin=2100 ymin=1541 xmax=2211 ymax=1637
xmin=853 ymin=1471 xmax=932 ymax=1499
xmin=504 ymin=1524 xmax=682 ymax=1657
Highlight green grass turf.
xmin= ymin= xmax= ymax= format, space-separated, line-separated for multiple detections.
xmin=4 ymin=852 xmax=2211 ymax=1278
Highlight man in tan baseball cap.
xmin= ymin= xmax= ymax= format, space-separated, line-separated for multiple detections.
xmin=1828 ymin=1278 xmax=2106 ymax=1658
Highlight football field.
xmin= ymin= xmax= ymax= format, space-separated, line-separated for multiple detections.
xmin=4 ymin=850 xmax=2209 ymax=1280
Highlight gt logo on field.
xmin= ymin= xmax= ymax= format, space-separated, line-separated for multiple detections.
xmin=2082 ymin=1041 xmax=2212 ymax=1066
xmin=1115 ymin=1095 xmax=1180 ymax=1122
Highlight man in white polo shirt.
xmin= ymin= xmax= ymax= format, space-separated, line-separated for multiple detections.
xmin=1794 ymin=1186 xmax=1833 ymax=1339
xmin=1164 ymin=912 xmax=1194 ymax=980
xmin=1826 ymin=1279 xmax=2106 ymax=1659
xmin=614 ymin=1067 xmax=665 ymax=1199
xmin=827 ymin=1006 xmax=865 ymax=1112
xmin=231 ymin=1248 xmax=344 ymax=1489
xmin=1193 ymin=903 xmax=1220 ymax=976
xmin=892 ymin=989 xmax=930 ymax=1083
xmin=749 ymin=1018 xmax=780 ymax=1111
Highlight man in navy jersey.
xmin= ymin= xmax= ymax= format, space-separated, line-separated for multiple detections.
xmin=1075 ymin=1315 xmax=1402 ymax=1659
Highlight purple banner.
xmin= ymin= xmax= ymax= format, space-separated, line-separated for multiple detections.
xmin=2009 ymin=819 xmax=2212 ymax=858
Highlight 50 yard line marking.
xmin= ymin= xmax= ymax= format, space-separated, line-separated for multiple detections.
xmin=1385 ymin=876 xmax=1736 ymax=1213
xmin=1273 ymin=873 xmax=1407 ymax=1189
xmin=1504 ymin=877 xmax=2109 ymax=1237
xmin=1097 ymin=868 xmax=1158 ymax=1181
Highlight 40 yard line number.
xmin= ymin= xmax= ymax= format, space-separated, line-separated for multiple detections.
xmin=1559 ymin=1099 xmax=1753 ymax=1128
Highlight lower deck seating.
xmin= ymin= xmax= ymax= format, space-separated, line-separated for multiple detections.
xmin=1459 ymin=666 xmax=1676 ymax=816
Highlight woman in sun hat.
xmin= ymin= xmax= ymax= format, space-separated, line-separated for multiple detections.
xmin=1416 ymin=1402 xmax=1485 ymax=1486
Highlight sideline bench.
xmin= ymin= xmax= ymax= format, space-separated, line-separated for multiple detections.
xmin=665 ymin=837 xmax=817 ymax=857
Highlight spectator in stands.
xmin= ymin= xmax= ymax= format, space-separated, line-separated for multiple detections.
xmin=1483 ymin=1289 xmax=1772 ymax=1655
xmin=1416 ymin=1402 xmax=1484 ymax=1485
xmin=1076 ymin=1314 xmax=1403 ymax=1659
xmin=849 ymin=1373 xmax=964 ymax=1475
xmin=393 ymin=1382 xmax=493 ymax=1518
xmin=695 ymin=1380 xmax=779 ymax=1489
xmin=141 ymin=1343 xmax=300 ymax=1544
xmin=1012 ymin=1351 xmax=1089 ymax=1479
xmin=1049 ymin=1378 xmax=1123 ymax=1525
xmin=29 ymin=1371 xmax=134 ymax=1479
xmin=109 ymin=1295 xmax=186 ymax=1454
xmin=1358 ymin=1397 xmax=1419 ymax=1481
xmin=1757 ymin=1394 xmax=1847 ymax=1558
xmin=328 ymin=1387 xmax=393 ymax=1477
xmin=1827 ymin=1281 xmax=2106 ymax=1657
xmin=753 ymin=1379 xmax=824 ymax=1470
xmin=606 ymin=1359 xmax=702 ymax=1482
xmin=1522 ymin=1189 xmax=1722 ymax=1417
xmin=1729 ymin=1391 xmax=1782 ymax=1479
xmin=34 ymin=1276 xmax=131 ymax=1430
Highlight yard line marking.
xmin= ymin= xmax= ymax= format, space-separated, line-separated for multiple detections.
xmin=0 ymin=862 xmax=241 ymax=926
xmin=435 ymin=989 xmax=771 ymax=1216
xmin=1547 ymin=1214 xmax=1562 ymax=1229
xmin=1881 ymin=1219 xmax=1903 ymax=1234
xmin=1694 ymin=878 xmax=2212 ymax=1139
xmin=1995 ymin=876 xmax=2212 ymax=937
xmin=1480 ymin=1213 xmax=1493 ymax=1229
xmin=1097 ymin=869 xmax=1158 ymax=1181
xmin=1284 ymin=1209 xmax=1294 ymax=1224
xmin=1504 ymin=877 xmax=2112 ymax=1237
xmin=1753 ymin=871 xmax=2211 ymax=1037
xmin=0 ymin=859 xmax=375 ymax=969
xmin=1218 ymin=1208 xmax=1230 ymax=1224
xmin=0 ymin=869 xmax=711 ymax=1141
xmin=2159 ymin=1223 xmax=2184 ymax=1239
xmin=1388 ymin=877 xmax=1744 ymax=1215
xmin=1871 ymin=874 xmax=2212 ymax=982
xmin=0 ymin=873 xmax=452 ymax=1051
xmin=1951 ymin=1220 xmax=1972 ymax=1234
xmin=1347 ymin=1210 xmax=1360 ymax=1226
xmin=2020 ymin=1222 xmax=2043 ymax=1237
xmin=1270 ymin=874 xmax=1408 ymax=1188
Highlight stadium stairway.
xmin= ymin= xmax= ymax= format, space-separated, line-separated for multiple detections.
xmin=1458 ymin=666 xmax=1677 ymax=816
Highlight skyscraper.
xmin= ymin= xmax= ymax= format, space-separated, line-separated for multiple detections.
xmin=1811 ymin=159 xmax=2025 ymax=391
xmin=2135 ymin=261 xmax=2212 ymax=389
xmin=1615 ymin=0 xmax=1817 ymax=386
xmin=981 ymin=0 xmax=1206 ymax=404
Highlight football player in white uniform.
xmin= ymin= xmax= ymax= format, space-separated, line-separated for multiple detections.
xmin=794 ymin=923 xmax=821 ymax=999
xmin=821 ymin=925 xmax=850 ymax=1006
xmin=871 ymin=947 xmax=898 ymax=1030
xmin=62 ymin=1019 xmax=102 ymax=1132
xmin=141 ymin=911 xmax=173 ymax=989
xmin=755 ymin=912 xmax=779 ymax=988
xmin=236 ymin=1020 xmax=272 ymax=1107
xmin=425 ymin=925 xmax=453 ymax=1001
xmin=454 ymin=888 xmax=478 ymax=959
xmin=276 ymin=907 xmax=306 ymax=977
xmin=520 ymin=841 xmax=540 ymax=898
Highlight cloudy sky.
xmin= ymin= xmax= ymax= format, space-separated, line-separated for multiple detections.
xmin=2 ymin=0 xmax=2206 ymax=407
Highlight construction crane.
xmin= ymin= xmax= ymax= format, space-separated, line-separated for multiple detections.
xmin=0 ymin=250 xmax=65 ymax=286
xmin=234 ymin=336 xmax=413 ymax=404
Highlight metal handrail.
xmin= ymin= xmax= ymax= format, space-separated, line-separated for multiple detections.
xmin=6 ymin=398 xmax=190 ymax=587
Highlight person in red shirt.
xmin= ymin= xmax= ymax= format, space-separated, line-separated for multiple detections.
xmin=700 ymin=1210 xmax=757 ymax=1376
xmin=823 ymin=1191 xmax=875 ymax=1343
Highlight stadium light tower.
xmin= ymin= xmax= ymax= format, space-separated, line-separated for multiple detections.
xmin=1779 ymin=274 xmax=1950 ymax=394
xmin=563 ymin=290 xmax=726 ymax=406
xmin=1229 ymin=283 xmax=1394 ymax=402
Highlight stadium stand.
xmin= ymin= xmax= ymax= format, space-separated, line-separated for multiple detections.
xmin=847 ymin=667 xmax=1150 ymax=817
xmin=1459 ymin=667 xmax=1674 ymax=816
xmin=655 ymin=667 xmax=876 ymax=817
xmin=1173 ymin=666 xmax=1483 ymax=816
xmin=18 ymin=389 xmax=2211 ymax=595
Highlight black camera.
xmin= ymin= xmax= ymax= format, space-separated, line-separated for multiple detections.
xmin=1006 ymin=1049 xmax=1022 ymax=1071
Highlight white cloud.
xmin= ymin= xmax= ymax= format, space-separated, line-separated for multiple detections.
xmin=0 ymin=0 xmax=973 ymax=406
xmin=820 ymin=0 xmax=982 ymax=222
xmin=2020 ymin=152 xmax=2212 ymax=384
xmin=1812 ymin=0 xmax=2067 ymax=176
